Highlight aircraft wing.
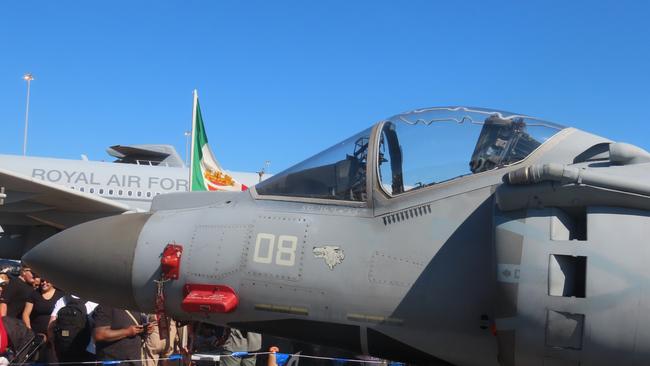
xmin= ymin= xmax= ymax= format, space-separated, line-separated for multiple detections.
xmin=0 ymin=167 xmax=133 ymax=230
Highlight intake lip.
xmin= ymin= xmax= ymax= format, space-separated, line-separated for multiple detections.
xmin=23 ymin=212 xmax=151 ymax=310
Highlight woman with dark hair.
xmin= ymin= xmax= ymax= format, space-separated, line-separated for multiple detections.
xmin=22 ymin=279 xmax=63 ymax=363
xmin=22 ymin=279 xmax=63 ymax=338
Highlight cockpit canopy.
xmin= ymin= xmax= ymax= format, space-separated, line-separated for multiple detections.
xmin=255 ymin=106 xmax=565 ymax=201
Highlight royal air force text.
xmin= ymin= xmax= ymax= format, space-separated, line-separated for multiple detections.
xmin=32 ymin=169 xmax=189 ymax=192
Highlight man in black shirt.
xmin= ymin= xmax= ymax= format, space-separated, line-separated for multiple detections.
xmin=0 ymin=265 xmax=35 ymax=318
xmin=93 ymin=305 xmax=153 ymax=366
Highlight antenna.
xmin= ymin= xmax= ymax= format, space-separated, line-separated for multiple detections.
xmin=22 ymin=73 xmax=34 ymax=156
xmin=184 ymin=130 xmax=191 ymax=166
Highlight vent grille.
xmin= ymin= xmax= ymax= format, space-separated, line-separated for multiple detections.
xmin=381 ymin=204 xmax=432 ymax=226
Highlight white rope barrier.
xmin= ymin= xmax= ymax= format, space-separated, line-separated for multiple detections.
xmin=16 ymin=351 xmax=401 ymax=365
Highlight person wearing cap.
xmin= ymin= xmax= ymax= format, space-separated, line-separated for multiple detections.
xmin=0 ymin=265 xmax=35 ymax=318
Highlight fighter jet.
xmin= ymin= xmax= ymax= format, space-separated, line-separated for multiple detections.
xmin=24 ymin=106 xmax=650 ymax=365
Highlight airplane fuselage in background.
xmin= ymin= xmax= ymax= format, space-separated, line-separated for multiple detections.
xmin=0 ymin=150 xmax=263 ymax=259
xmin=0 ymin=154 xmax=260 ymax=211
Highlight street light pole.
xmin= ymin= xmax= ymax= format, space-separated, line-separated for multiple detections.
xmin=257 ymin=160 xmax=271 ymax=182
xmin=23 ymin=73 xmax=34 ymax=156
xmin=184 ymin=130 xmax=191 ymax=166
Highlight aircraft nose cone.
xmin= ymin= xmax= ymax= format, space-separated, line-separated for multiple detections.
xmin=23 ymin=213 xmax=151 ymax=310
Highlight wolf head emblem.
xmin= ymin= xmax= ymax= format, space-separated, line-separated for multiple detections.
xmin=313 ymin=246 xmax=345 ymax=270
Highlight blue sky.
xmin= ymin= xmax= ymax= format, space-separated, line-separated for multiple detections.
xmin=1 ymin=1 xmax=649 ymax=173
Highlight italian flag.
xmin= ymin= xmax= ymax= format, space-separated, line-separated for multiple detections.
xmin=189 ymin=90 xmax=247 ymax=192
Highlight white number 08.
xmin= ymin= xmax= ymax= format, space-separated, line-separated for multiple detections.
xmin=253 ymin=233 xmax=298 ymax=267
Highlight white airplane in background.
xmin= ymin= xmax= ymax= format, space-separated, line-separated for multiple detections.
xmin=0 ymin=91 xmax=266 ymax=259
xmin=0 ymin=144 xmax=263 ymax=259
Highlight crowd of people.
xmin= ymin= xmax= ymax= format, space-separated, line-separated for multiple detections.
xmin=0 ymin=264 xmax=399 ymax=366
xmin=0 ymin=264 xmax=264 ymax=366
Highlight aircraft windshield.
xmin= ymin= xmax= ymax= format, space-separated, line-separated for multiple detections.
xmin=255 ymin=127 xmax=372 ymax=201
xmin=255 ymin=106 xmax=565 ymax=202
xmin=378 ymin=106 xmax=565 ymax=195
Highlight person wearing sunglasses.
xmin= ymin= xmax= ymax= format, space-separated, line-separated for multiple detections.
xmin=0 ymin=265 xmax=35 ymax=318
xmin=21 ymin=279 xmax=62 ymax=362
xmin=22 ymin=279 xmax=63 ymax=339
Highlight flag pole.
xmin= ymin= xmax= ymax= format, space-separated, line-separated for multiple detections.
xmin=189 ymin=89 xmax=198 ymax=190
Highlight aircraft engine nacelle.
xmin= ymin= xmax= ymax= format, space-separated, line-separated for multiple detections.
xmin=493 ymin=152 xmax=650 ymax=366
